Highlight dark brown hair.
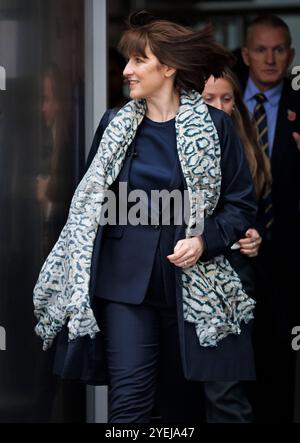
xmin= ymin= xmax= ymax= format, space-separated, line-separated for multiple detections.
xmin=220 ymin=69 xmax=272 ymax=198
xmin=245 ymin=14 xmax=292 ymax=47
xmin=118 ymin=11 xmax=235 ymax=93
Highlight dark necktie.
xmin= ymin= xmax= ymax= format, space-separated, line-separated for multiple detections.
xmin=253 ymin=93 xmax=274 ymax=232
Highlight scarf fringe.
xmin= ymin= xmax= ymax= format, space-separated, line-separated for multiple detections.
xmin=34 ymin=304 xmax=99 ymax=351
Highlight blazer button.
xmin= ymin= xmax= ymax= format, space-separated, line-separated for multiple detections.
xmin=154 ymin=225 xmax=159 ymax=229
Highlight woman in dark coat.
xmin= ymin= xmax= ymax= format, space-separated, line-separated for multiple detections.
xmin=34 ymin=12 xmax=257 ymax=423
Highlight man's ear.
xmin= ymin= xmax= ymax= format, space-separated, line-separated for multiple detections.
xmin=288 ymin=47 xmax=295 ymax=66
xmin=241 ymin=47 xmax=250 ymax=67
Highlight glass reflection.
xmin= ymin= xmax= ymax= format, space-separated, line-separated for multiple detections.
xmin=0 ymin=0 xmax=85 ymax=422
xmin=38 ymin=63 xmax=74 ymax=254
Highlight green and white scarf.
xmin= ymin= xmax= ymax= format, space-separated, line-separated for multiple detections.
xmin=33 ymin=90 xmax=255 ymax=351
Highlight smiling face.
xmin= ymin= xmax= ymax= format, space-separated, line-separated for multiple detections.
xmin=202 ymin=76 xmax=235 ymax=115
xmin=123 ymin=44 xmax=175 ymax=100
xmin=242 ymin=25 xmax=294 ymax=91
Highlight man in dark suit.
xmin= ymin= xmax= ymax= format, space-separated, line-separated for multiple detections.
xmin=239 ymin=14 xmax=300 ymax=422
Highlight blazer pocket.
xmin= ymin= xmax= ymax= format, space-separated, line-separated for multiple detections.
xmin=103 ymin=225 xmax=125 ymax=239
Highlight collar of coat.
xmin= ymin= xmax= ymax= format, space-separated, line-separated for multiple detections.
xmin=33 ymin=90 xmax=255 ymax=350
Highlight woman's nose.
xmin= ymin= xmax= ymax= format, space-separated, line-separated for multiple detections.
xmin=220 ymin=102 xmax=228 ymax=112
xmin=123 ymin=61 xmax=133 ymax=77
xmin=213 ymin=99 xmax=222 ymax=111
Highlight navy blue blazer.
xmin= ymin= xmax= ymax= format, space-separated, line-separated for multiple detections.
xmin=54 ymin=106 xmax=257 ymax=383
xmin=88 ymin=107 xmax=257 ymax=300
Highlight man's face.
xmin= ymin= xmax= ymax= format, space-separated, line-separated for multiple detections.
xmin=242 ymin=25 xmax=294 ymax=91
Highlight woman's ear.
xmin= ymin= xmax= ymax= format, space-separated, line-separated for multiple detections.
xmin=164 ymin=65 xmax=177 ymax=78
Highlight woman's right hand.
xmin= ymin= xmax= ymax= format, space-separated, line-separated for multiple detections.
xmin=238 ymin=228 xmax=262 ymax=258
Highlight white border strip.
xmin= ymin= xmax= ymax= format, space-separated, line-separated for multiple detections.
xmin=85 ymin=0 xmax=108 ymax=424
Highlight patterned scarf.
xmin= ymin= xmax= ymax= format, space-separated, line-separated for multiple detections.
xmin=33 ymin=90 xmax=255 ymax=351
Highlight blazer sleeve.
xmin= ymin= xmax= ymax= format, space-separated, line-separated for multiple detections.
xmin=85 ymin=110 xmax=111 ymax=172
xmin=201 ymin=111 xmax=257 ymax=261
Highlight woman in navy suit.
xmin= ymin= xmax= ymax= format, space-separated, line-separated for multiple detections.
xmin=39 ymin=12 xmax=258 ymax=423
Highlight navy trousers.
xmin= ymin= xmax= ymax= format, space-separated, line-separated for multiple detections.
xmin=97 ymin=246 xmax=253 ymax=423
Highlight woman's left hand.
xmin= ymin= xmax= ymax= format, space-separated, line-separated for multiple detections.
xmin=238 ymin=228 xmax=262 ymax=257
xmin=167 ymin=236 xmax=204 ymax=268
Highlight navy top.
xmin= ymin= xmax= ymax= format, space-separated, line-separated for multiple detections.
xmin=90 ymin=113 xmax=184 ymax=305
xmin=129 ymin=116 xmax=178 ymax=193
